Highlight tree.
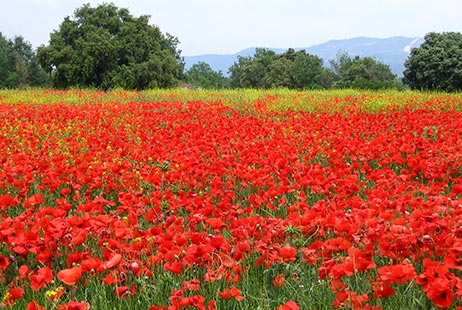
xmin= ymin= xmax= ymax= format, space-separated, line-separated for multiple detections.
xmin=229 ymin=48 xmax=325 ymax=89
xmin=185 ymin=62 xmax=229 ymax=89
xmin=329 ymin=51 xmax=353 ymax=84
xmin=228 ymin=55 xmax=252 ymax=88
xmin=0 ymin=33 xmax=11 ymax=87
xmin=263 ymin=56 xmax=292 ymax=88
xmin=234 ymin=48 xmax=277 ymax=88
xmin=329 ymin=52 xmax=398 ymax=89
xmin=0 ymin=33 xmax=50 ymax=88
xmin=37 ymin=3 xmax=183 ymax=89
xmin=290 ymin=50 xmax=324 ymax=89
xmin=403 ymin=32 xmax=462 ymax=92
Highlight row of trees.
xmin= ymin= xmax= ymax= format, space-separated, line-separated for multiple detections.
xmin=1 ymin=3 xmax=461 ymax=91
xmin=0 ymin=33 xmax=50 ymax=88
xmin=186 ymin=48 xmax=400 ymax=90
xmin=221 ymin=48 xmax=397 ymax=90
xmin=227 ymin=48 xmax=327 ymax=89
xmin=180 ymin=31 xmax=462 ymax=92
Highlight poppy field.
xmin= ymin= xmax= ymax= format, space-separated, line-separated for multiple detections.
xmin=1 ymin=89 xmax=462 ymax=309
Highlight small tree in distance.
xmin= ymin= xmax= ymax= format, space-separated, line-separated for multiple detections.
xmin=329 ymin=52 xmax=399 ymax=90
xmin=185 ymin=62 xmax=229 ymax=89
xmin=228 ymin=48 xmax=325 ymax=89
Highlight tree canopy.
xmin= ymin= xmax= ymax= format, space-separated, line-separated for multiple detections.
xmin=403 ymin=32 xmax=462 ymax=92
xmin=227 ymin=48 xmax=399 ymax=90
xmin=0 ymin=33 xmax=50 ymax=88
xmin=37 ymin=3 xmax=183 ymax=90
xmin=185 ymin=62 xmax=229 ymax=89
xmin=229 ymin=48 xmax=325 ymax=89
xmin=329 ymin=52 xmax=398 ymax=90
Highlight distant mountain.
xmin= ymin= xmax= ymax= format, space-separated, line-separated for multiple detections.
xmin=183 ymin=36 xmax=424 ymax=77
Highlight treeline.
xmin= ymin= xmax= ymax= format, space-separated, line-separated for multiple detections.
xmin=1 ymin=3 xmax=461 ymax=92
xmin=185 ymin=32 xmax=462 ymax=92
xmin=186 ymin=48 xmax=399 ymax=90
xmin=0 ymin=34 xmax=50 ymax=88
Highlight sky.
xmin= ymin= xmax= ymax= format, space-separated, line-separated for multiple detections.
xmin=1 ymin=0 xmax=461 ymax=56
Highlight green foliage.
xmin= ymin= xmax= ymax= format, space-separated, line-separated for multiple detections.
xmin=264 ymin=55 xmax=292 ymax=88
xmin=229 ymin=48 xmax=326 ymax=89
xmin=403 ymin=32 xmax=462 ymax=92
xmin=291 ymin=50 xmax=324 ymax=89
xmin=329 ymin=52 xmax=399 ymax=90
xmin=229 ymin=49 xmax=398 ymax=90
xmin=0 ymin=33 xmax=50 ymax=88
xmin=229 ymin=48 xmax=275 ymax=88
xmin=185 ymin=62 xmax=229 ymax=89
xmin=37 ymin=3 xmax=183 ymax=90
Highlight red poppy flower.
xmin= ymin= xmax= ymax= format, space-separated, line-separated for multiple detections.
xmin=169 ymin=289 xmax=207 ymax=308
xmin=425 ymin=278 xmax=454 ymax=308
xmin=3 ymin=287 xmax=25 ymax=306
xmin=278 ymin=244 xmax=297 ymax=262
xmin=333 ymin=290 xmax=369 ymax=308
xmin=57 ymin=301 xmax=90 ymax=310
xmin=416 ymin=258 xmax=450 ymax=292
xmin=444 ymin=254 xmax=462 ymax=271
xmin=205 ymin=217 xmax=226 ymax=230
xmin=183 ymin=278 xmax=201 ymax=291
xmin=115 ymin=286 xmax=130 ymax=298
xmin=452 ymin=184 xmax=462 ymax=196
xmin=18 ymin=265 xmax=30 ymax=279
xmin=149 ymin=306 xmax=168 ymax=310
xmin=30 ymin=266 xmax=53 ymax=290
xmin=164 ymin=261 xmax=183 ymax=274
xmin=206 ymin=300 xmax=216 ymax=310
xmin=81 ymin=257 xmax=102 ymax=272
xmin=218 ymin=286 xmax=244 ymax=301
xmin=377 ymin=262 xmax=416 ymax=284
xmin=0 ymin=254 xmax=9 ymax=270
xmin=372 ymin=281 xmax=395 ymax=299
xmin=23 ymin=193 xmax=44 ymax=208
xmin=57 ymin=266 xmax=82 ymax=285
xmin=0 ymin=194 xmax=17 ymax=210
xmin=273 ymin=273 xmax=285 ymax=287
xmin=276 ymin=300 xmax=300 ymax=310
xmin=209 ymin=235 xmax=228 ymax=249
xmin=27 ymin=300 xmax=46 ymax=310
xmin=101 ymin=253 xmax=122 ymax=270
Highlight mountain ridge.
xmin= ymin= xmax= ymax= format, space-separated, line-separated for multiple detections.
xmin=183 ymin=36 xmax=424 ymax=77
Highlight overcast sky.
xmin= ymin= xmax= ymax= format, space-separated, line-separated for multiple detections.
xmin=1 ymin=0 xmax=461 ymax=56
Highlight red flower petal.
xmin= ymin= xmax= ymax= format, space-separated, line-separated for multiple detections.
xmin=102 ymin=253 xmax=122 ymax=270
xmin=57 ymin=266 xmax=82 ymax=285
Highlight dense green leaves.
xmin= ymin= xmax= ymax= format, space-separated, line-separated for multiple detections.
xmin=0 ymin=33 xmax=50 ymax=88
xmin=329 ymin=52 xmax=398 ymax=90
xmin=185 ymin=62 xmax=229 ymax=89
xmin=227 ymin=48 xmax=397 ymax=90
xmin=403 ymin=32 xmax=462 ymax=92
xmin=229 ymin=48 xmax=325 ymax=89
xmin=37 ymin=3 xmax=183 ymax=90
xmin=291 ymin=50 xmax=324 ymax=89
